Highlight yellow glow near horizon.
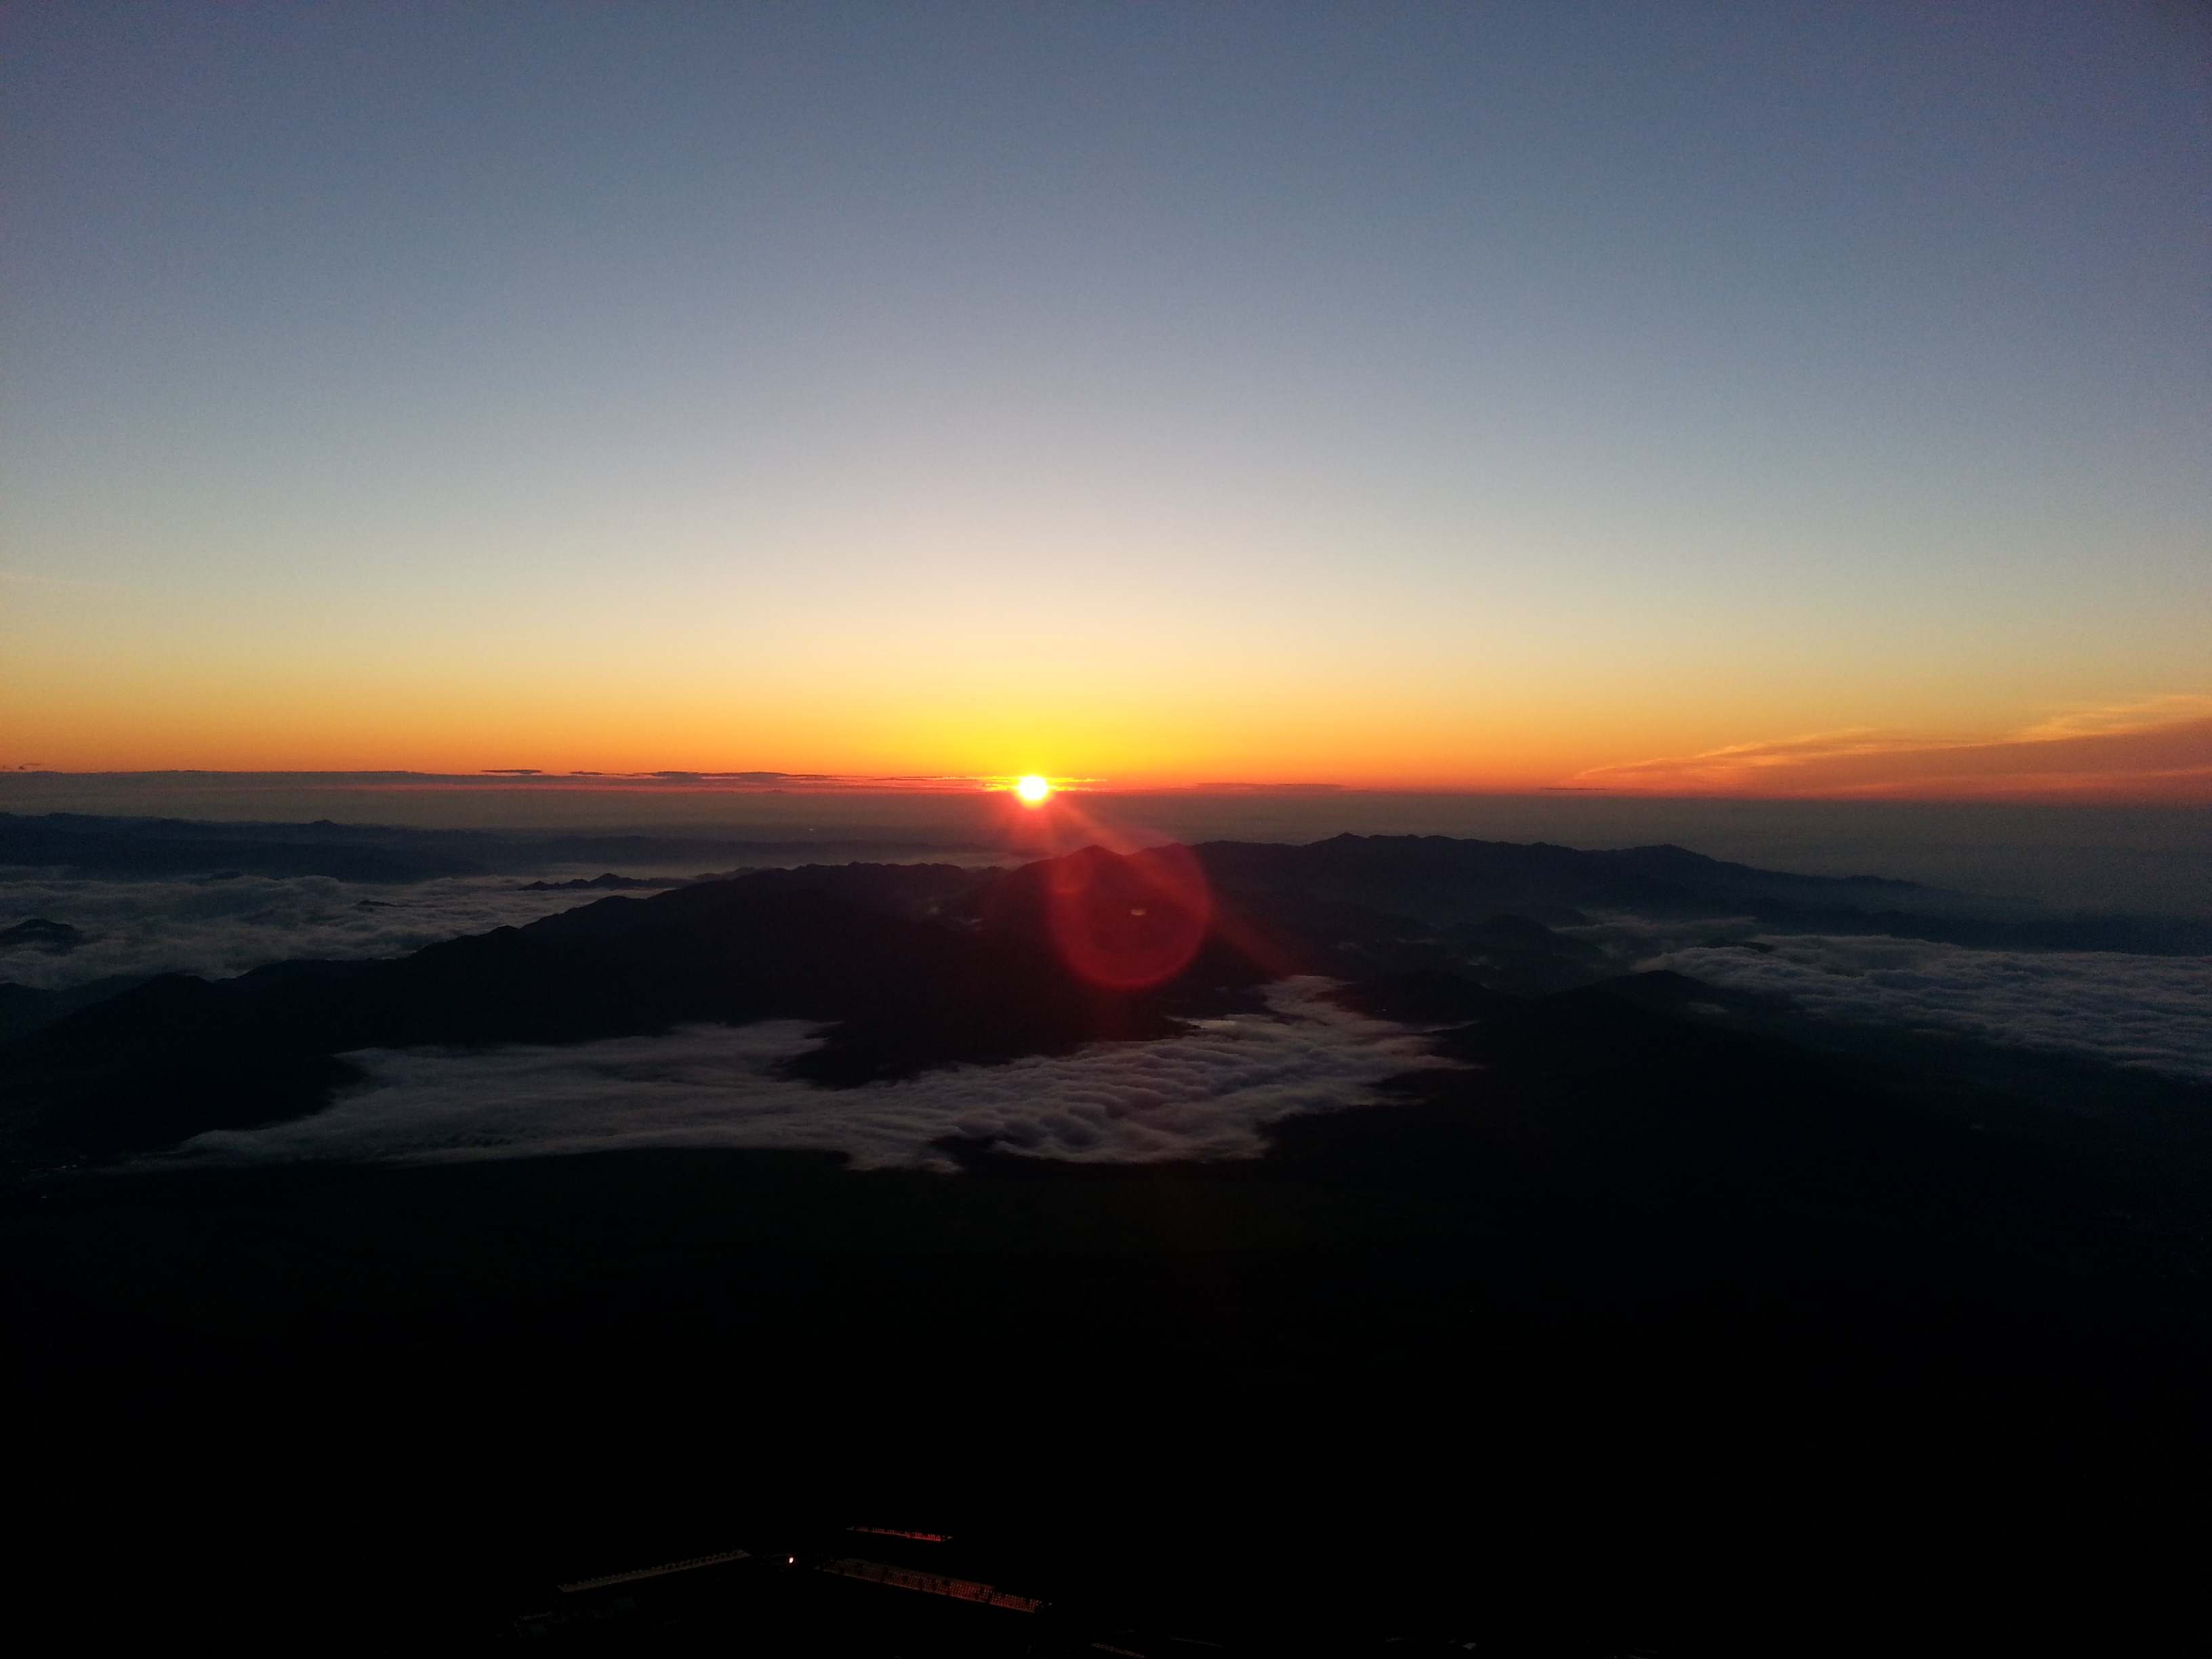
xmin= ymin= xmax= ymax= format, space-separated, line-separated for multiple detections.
xmin=1015 ymin=775 xmax=1052 ymax=802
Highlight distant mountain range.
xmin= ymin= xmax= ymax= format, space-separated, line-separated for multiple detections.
xmin=0 ymin=811 xmax=986 ymax=883
xmin=5 ymin=834 xmax=2210 ymax=1203
xmin=9 ymin=811 xmax=2205 ymax=954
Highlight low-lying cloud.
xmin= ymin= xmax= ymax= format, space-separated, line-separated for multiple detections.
xmin=0 ymin=873 xmax=606 ymax=991
xmin=166 ymin=979 xmax=1452 ymax=1172
xmin=1647 ymin=937 xmax=2212 ymax=1081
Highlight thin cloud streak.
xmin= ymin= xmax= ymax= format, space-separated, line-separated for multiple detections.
xmin=1568 ymin=696 xmax=2212 ymax=802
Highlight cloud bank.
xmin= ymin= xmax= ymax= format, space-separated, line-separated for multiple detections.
xmin=167 ymin=979 xmax=1452 ymax=1171
xmin=1647 ymin=937 xmax=2212 ymax=1082
xmin=1569 ymin=695 xmax=2212 ymax=801
xmin=0 ymin=873 xmax=604 ymax=991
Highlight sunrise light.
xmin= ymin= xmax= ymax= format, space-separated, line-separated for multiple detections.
xmin=5 ymin=11 xmax=2202 ymax=1638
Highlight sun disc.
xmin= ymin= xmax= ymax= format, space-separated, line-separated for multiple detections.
xmin=1015 ymin=775 xmax=1051 ymax=803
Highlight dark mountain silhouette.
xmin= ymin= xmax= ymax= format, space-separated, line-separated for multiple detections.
xmin=0 ymin=916 xmax=84 ymax=951
xmin=10 ymin=834 xmax=2212 ymax=1171
xmin=0 ymin=861 xmax=1166 ymax=1159
xmin=5 ymin=840 xmax=2207 ymax=1245
xmin=0 ymin=973 xmax=150 ymax=1044
xmin=1191 ymin=831 xmax=1933 ymax=918
xmin=10 ymin=811 xmax=2205 ymax=951
xmin=0 ymin=813 xmax=494 ymax=881
xmin=0 ymin=812 xmax=994 ymax=883
xmin=1441 ymin=913 xmax=1615 ymax=994
xmin=1191 ymin=832 xmax=2212 ymax=952
xmin=517 ymin=872 xmax=680 ymax=890
xmin=0 ymin=844 xmax=1572 ymax=1162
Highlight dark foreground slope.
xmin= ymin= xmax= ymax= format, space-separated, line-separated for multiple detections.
xmin=4 ymin=839 xmax=2209 ymax=1653
xmin=9 ymin=1025 xmax=2207 ymax=1655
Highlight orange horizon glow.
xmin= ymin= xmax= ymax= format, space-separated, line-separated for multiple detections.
xmin=1 ymin=682 xmax=2207 ymax=804
xmin=4 ymin=12 xmax=2203 ymax=818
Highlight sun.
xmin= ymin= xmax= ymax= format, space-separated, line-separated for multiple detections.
xmin=1015 ymin=775 xmax=1052 ymax=803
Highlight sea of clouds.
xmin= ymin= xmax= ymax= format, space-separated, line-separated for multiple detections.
xmin=15 ymin=861 xmax=2209 ymax=1172
xmin=165 ymin=978 xmax=1454 ymax=1171
xmin=1647 ymin=935 xmax=2212 ymax=1082
xmin=0 ymin=872 xmax=612 ymax=991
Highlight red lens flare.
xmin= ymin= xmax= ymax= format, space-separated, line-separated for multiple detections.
xmin=981 ymin=784 xmax=1224 ymax=989
xmin=1042 ymin=840 xmax=1212 ymax=991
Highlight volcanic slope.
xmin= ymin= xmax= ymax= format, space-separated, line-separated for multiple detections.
xmin=6 ymin=837 xmax=2211 ymax=1651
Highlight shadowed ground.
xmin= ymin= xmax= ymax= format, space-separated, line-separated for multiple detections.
xmin=10 ymin=988 xmax=2207 ymax=1654
xmin=6 ymin=840 xmax=2207 ymax=1652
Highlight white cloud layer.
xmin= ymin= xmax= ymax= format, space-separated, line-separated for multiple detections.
xmin=0 ymin=873 xmax=603 ymax=990
xmin=167 ymin=979 xmax=1451 ymax=1171
xmin=1646 ymin=937 xmax=2212 ymax=1081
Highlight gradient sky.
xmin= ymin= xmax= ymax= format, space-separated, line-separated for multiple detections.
xmin=3 ymin=1 xmax=2207 ymax=792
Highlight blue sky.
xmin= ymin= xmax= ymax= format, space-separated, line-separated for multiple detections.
xmin=3 ymin=1 xmax=2206 ymax=787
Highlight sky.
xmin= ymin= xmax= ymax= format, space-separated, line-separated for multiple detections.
xmin=2 ymin=1 xmax=2207 ymax=795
